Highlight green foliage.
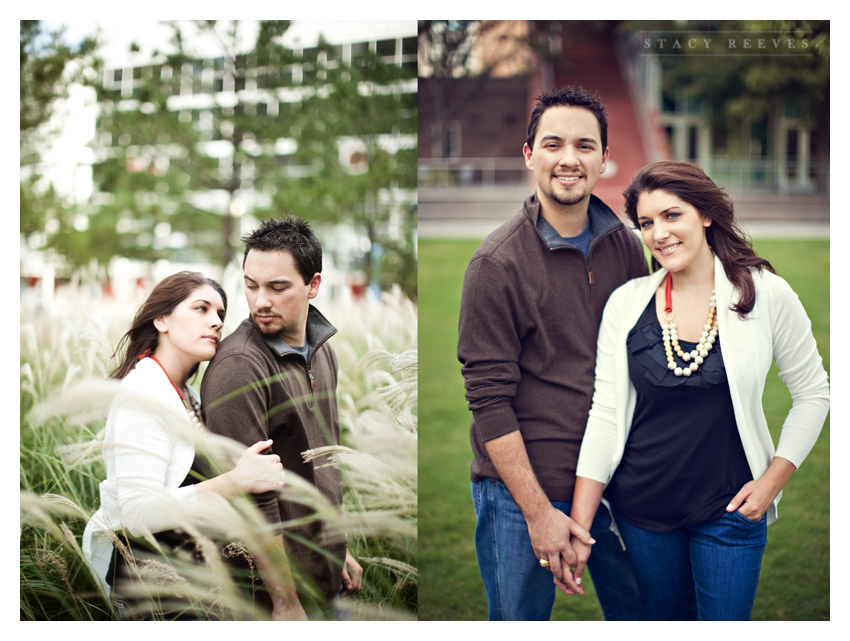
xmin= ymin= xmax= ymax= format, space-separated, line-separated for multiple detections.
xmin=624 ymin=20 xmax=829 ymax=126
xmin=20 ymin=20 xmax=98 ymax=147
xmin=20 ymin=180 xmax=59 ymax=238
xmin=263 ymin=41 xmax=418 ymax=298
xmin=20 ymin=20 xmax=99 ymax=252
xmin=45 ymin=20 xmax=418 ymax=296
xmin=418 ymin=237 xmax=829 ymax=620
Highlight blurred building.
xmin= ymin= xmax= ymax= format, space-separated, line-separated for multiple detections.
xmin=24 ymin=20 xmax=417 ymax=303
xmin=94 ymin=20 xmax=417 ymax=243
xmin=418 ymin=20 xmax=828 ymax=233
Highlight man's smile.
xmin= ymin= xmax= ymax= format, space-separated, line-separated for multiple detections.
xmin=555 ymin=174 xmax=582 ymax=184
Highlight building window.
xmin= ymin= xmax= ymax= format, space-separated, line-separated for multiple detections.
xmin=376 ymin=38 xmax=396 ymax=57
xmin=687 ymin=126 xmax=698 ymax=161
xmin=327 ymin=44 xmax=343 ymax=62
xmin=432 ymin=121 xmax=462 ymax=158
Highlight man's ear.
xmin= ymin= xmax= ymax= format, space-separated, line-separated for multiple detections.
xmin=308 ymin=273 xmax=322 ymax=299
xmin=522 ymin=142 xmax=533 ymax=170
xmin=600 ymin=147 xmax=610 ymax=175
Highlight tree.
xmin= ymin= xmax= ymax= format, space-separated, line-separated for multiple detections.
xmin=87 ymin=20 xmax=300 ymax=269
xmin=20 ymin=20 xmax=98 ymax=245
xmin=417 ymin=21 xmax=530 ymax=159
xmin=81 ymin=20 xmax=417 ymax=298
xmin=416 ymin=20 xmax=609 ymax=165
xmin=263 ymin=40 xmax=418 ymax=297
xmin=20 ymin=21 xmax=98 ymax=157
xmin=625 ymin=20 xmax=830 ymax=190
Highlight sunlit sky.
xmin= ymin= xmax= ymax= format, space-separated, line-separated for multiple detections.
xmin=49 ymin=20 xmax=416 ymax=68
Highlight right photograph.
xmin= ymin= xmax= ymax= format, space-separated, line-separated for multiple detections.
xmin=417 ymin=20 xmax=830 ymax=621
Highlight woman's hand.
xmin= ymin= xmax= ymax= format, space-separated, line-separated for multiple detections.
xmin=554 ymin=534 xmax=592 ymax=596
xmin=727 ymin=457 xmax=796 ymax=521
xmin=228 ymin=439 xmax=285 ymax=494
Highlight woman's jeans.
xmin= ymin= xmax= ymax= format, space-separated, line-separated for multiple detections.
xmin=472 ymin=478 xmax=644 ymax=621
xmin=612 ymin=505 xmax=767 ymax=620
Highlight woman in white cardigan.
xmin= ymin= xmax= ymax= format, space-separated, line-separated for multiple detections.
xmin=82 ymin=271 xmax=290 ymax=619
xmin=562 ymin=162 xmax=829 ymax=620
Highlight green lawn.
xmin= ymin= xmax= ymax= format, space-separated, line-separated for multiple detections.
xmin=418 ymin=237 xmax=830 ymax=621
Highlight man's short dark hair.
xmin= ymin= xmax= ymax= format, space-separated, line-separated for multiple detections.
xmin=241 ymin=215 xmax=323 ymax=284
xmin=526 ymin=85 xmax=608 ymax=151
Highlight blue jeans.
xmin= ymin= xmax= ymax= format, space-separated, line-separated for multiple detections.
xmin=472 ymin=478 xmax=644 ymax=621
xmin=612 ymin=505 xmax=767 ymax=620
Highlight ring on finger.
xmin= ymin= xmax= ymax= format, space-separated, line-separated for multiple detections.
xmin=538 ymin=559 xmax=550 ymax=568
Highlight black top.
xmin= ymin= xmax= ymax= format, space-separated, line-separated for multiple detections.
xmin=603 ymin=298 xmax=752 ymax=532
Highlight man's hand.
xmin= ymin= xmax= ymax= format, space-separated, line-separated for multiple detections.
xmin=482 ymin=431 xmax=595 ymax=595
xmin=341 ymin=548 xmax=363 ymax=597
xmin=257 ymin=534 xmax=308 ymax=620
xmin=527 ymin=505 xmax=594 ymax=595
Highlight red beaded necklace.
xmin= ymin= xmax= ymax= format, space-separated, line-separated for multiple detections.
xmin=660 ymin=272 xmax=719 ymax=377
xmin=138 ymin=349 xmax=184 ymax=400
xmin=136 ymin=350 xmax=203 ymax=424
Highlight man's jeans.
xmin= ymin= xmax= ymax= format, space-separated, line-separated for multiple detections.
xmin=612 ymin=505 xmax=767 ymax=620
xmin=472 ymin=478 xmax=644 ymax=621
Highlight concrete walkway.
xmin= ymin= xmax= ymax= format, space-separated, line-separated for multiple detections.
xmin=418 ymin=186 xmax=830 ymax=240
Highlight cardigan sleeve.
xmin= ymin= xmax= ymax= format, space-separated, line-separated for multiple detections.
xmin=764 ymin=273 xmax=830 ymax=468
xmin=575 ymin=283 xmax=630 ymax=484
xmin=107 ymin=389 xmax=200 ymax=536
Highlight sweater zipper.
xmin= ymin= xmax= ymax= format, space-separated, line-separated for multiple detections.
xmin=304 ymin=328 xmax=337 ymax=399
xmin=585 ymin=224 xmax=623 ymax=291
xmin=548 ymin=224 xmax=621 ymax=296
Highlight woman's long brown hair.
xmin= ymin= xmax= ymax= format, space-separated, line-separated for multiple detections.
xmin=622 ymin=161 xmax=775 ymax=317
xmin=110 ymin=272 xmax=227 ymax=380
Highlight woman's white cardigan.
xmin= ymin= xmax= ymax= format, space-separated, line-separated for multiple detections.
xmin=576 ymin=255 xmax=829 ymax=525
xmin=82 ymin=358 xmax=204 ymax=592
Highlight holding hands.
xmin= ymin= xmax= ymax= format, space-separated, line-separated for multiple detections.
xmin=530 ymin=506 xmax=595 ymax=596
xmin=554 ymin=534 xmax=593 ymax=596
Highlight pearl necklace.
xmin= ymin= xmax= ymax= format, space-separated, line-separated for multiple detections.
xmin=661 ymin=272 xmax=718 ymax=377
xmin=182 ymin=387 xmax=204 ymax=427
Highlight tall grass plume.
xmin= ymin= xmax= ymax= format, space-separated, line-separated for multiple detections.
xmin=20 ymin=269 xmax=417 ymax=620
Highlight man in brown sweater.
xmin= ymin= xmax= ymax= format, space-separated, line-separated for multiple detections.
xmin=202 ymin=216 xmax=362 ymax=619
xmin=458 ymin=86 xmax=648 ymax=620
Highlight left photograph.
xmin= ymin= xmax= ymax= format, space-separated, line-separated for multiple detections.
xmin=20 ymin=20 xmax=418 ymax=621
